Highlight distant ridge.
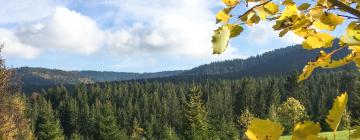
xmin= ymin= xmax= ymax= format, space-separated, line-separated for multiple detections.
xmin=15 ymin=67 xmax=184 ymax=86
xmin=180 ymin=44 xmax=355 ymax=78
xmin=15 ymin=43 xmax=356 ymax=87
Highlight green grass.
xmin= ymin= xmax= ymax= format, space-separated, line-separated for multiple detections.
xmin=279 ymin=130 xmax=352 ymax=140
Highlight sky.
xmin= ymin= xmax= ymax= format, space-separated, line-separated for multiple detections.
xmin=0 ymin=0 xmax=305 ymax=72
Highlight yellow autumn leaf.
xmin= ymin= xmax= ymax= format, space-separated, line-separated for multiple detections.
xmin=323 ymin=13 xmax=344 ymax=26
xmin=228 ymin=24 xmax=243 ymax=38
xmin=313 ymin=21 xmax=334 ymax=30
xmin=264 ymin=2 xmax=279 ymax=15
xmin=291 ymin=14 xmax=311 ymax=30
xmin=282 ymin=0 xmax=295 ymax=6
xmin=245 ymin=118 xmax=284 ymax=140
xmin=313 ymin=13 xmax=344 ymax=31
xmin=326 ymin=92 xmax=348 ymax=132
xmin=351 ymin=126 xmax=360 ymax=138
xmin=279 ymin=29 xmax=289 ymax=37
xmin=298 ymin=63 xmax=316 ymax=82
xmin=212 ymin=25 xmax=231 ymax=54
xmin=322 ymin=53 xmax=354 ymax=69
xmin=349 ymin=46 xmax=360 ymax=68
xmin=222 ymin=0 xmax=239 ymax=7
xmin=341 ymin=22 xmax=360 ymax=46
xmin=309 ymin=7 xmax=324 ymax=20
xmin=302 ymin=33 xmax=334 ymax=50
xmin=349 ymin=45 xmax=360 ymax=52
xmin=298 ymin=3 xmax=311 ymax=11
xmin=293 ymin=28 xmax=316 ymax=38
xmin=216 ymin=8 xmax=231 ymax=23
xmin=298 ymin=50 xmax=334 ymax=81
xmin=255 ymin=2 xmax=279 ymax=20
xmin=279 ymin=4 xmax=298 ymax=20
xmin=317 ymin=0 xmax=333 ymax=8
xmin=255 ymin=7 xmax=268 ymax=20
xmin=241 ymin=11 xmax=260 ymax=26
xmin=291 ymin=121 xmax=321 ymax=140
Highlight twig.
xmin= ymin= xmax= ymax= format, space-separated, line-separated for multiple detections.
xmin=337 ymin=14 xmax=360 ymax=19
xmin=328 ymin=0 xmax=360 ymax=18
xmin=237 ymin=0 xmax=272 ymax=19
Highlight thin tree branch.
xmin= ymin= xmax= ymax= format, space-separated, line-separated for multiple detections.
xmin=328 ymin=0 xmax=360 ymax=18
xmin=237 ymin=0 xmax=272 ymax=19
xmin=337 ymin=14 xmax=360 ymax=19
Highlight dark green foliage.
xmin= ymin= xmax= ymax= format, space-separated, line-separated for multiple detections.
xmin=95 ymin=102 xmax=124 ymax=140
xmin=26 ymin=71 xmax=360 ymax=139
xmin=35 ymin=98 xmax=64 ymax=140
xmin=17 ymin=44 xmax=356 ymax=91
xmin=16 ymin=67 xmax=183 ymax=87
xmin=162 ymin=125 xmax=179 ymax=140
xmin=184 ymin=87 xmax=209 ymax=139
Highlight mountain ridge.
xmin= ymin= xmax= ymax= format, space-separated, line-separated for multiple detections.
xmin=15 ymin=44 xmax=356 ymax=87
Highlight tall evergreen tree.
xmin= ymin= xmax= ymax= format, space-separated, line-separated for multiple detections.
xmin=35 ymin=99 xmax=64 ymax=140
xmin=95 ymin=102 xmax=124 ymax=140
xmin=184 ymin=86 xmax=209 ymax=140
xmin=162 ymin=125 xmax=179 ymax=140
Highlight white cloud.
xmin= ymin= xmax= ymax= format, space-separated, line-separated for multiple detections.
xmin=104 ymin=0 xmax=233 ymax=58
xmin=0 ymin=0 xmax=246 ymax=62
xmin=0 ymin=28 xmax=40 ymax=59
xmin=0 ymin=0 xmax=61 ymax=24
xmin=16 ymin=7 xmax=105 ymax=55
xmin=248 ymin=21 xmax=303 ymax=45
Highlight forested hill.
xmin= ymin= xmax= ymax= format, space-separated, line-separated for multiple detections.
xmin=181 ymin=44 xmax=355 ymax=77
xmin=15 ymin=43 xmax=355 ymax=87
xmin=15 ymin=67 xmax=184 ymax=86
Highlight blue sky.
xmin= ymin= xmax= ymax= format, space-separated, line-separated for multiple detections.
xmin=0 ymin=0 xmax=307 ymax=72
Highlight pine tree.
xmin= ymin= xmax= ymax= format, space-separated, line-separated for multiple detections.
xmin=95 ymin=102 xmax=123 ymax=140
xmin=351 ymin=76 xmax=360 ymax=125
xmin=184 ymin=86 xmax=209 ymax=140
xmin=35 ymin=99 xmax=64 ymax=140
xmin=162 ymin=125 xmax=179 ymax=140
xmin=268 ymin=104 xmax=279 ymax=122
xmin=59 ymin=98 xmax=79 ymax=137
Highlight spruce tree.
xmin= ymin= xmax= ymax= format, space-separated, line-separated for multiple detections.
xmin=35 ymin=99 xmax=64 ymax=140
xmin=95 ymin=102 xmax=123 ymax=140
xmin=184 ymin=86 xmax=209 ymax=140
xmin=162 ymin=125 xmax=179 ymax=140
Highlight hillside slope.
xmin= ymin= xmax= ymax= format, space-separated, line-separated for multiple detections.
xmin=181 ymin=44 xmax=354 ymax=78
xmin=15 ymin=67 xmax=184 ymax=86
xmin=15 ymin=43 xmax=356 ymax=86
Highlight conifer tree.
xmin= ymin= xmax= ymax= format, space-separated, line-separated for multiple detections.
xmin=95 ymin=102 xmax=123 ymax=140
xmin=184 ymin=86 xmax=209 ymax=140
xmin=162 ymin=125 xmax=179 ymax=140
xmin=35 ymin=99 xmax=64 ymax=140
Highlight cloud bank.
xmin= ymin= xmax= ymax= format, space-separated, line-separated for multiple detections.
xmin=0 ymin=0 xmax=303 ymax=71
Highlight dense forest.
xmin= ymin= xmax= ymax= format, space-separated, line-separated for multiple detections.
xmin=3 ymin=44 xmax=360 ymax=139
xmin=21 ymin=71 xmax=360 ymax=139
